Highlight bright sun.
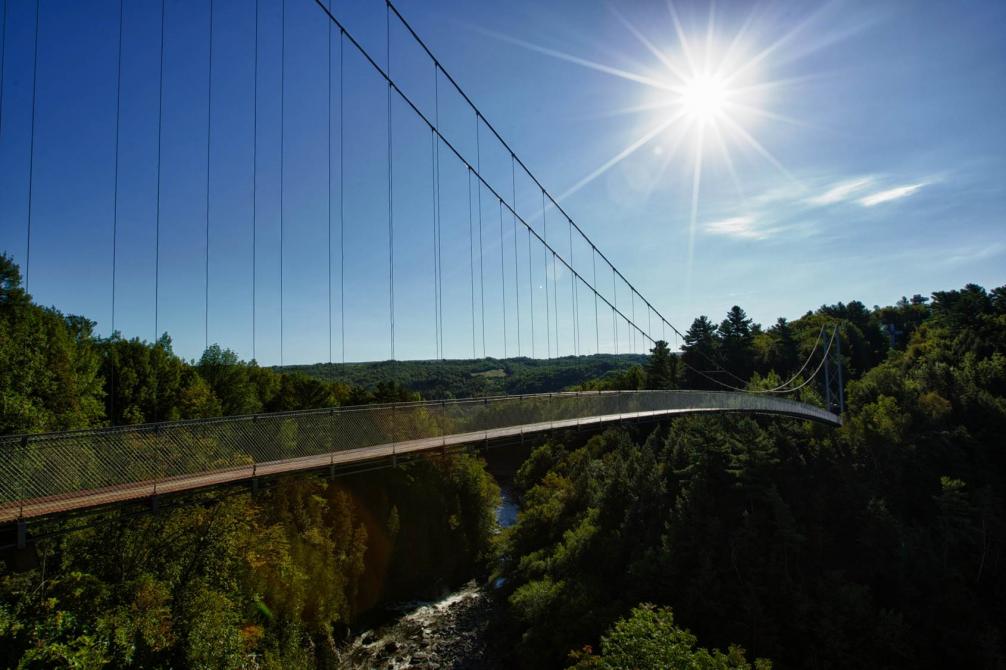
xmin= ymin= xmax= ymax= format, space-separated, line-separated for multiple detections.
xmin=679 ymin=74 xmax=729 ymax=123
xmin=495 ymin=2 xmax=830 ymax=311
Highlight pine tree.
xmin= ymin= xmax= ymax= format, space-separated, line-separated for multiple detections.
xmin=681 ymin=316 xmax=721 ymax=389
xmin=645 ymin=340 xmax=679 ymax=389
xmin=718 ymin=306 xmax=755 ymax=382
xmin=766 ymin=317 xmax=799 ymax=377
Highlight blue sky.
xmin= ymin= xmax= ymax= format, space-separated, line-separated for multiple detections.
xmin=0 ymin=0 xmax=1003 ymax=365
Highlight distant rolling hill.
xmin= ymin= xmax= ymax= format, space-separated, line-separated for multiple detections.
xmin=277 ymin=354 xmax=648 ymax=399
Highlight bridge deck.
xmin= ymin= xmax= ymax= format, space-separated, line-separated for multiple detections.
xmin=0 ymin=391 xmax=839 ymax=522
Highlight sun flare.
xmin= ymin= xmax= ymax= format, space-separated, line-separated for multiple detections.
xmin=489 ymin=3 xmax=824 ymax=306
xmin=678 ymin=74 xmax=729 ymax=123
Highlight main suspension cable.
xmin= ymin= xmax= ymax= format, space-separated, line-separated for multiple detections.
xmin=384 ymin=1 xmax=670 ymax=344
xmin=384 ymin=0 xmax=774 ymax=385
xmin=364 ymin=0 xmax=773 ymax=389
xmin=311 ymin=0 xmax=659 ymax=355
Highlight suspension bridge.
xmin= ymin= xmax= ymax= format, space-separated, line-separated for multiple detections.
xmin=0 ymin=0 xmax=842 ymax=542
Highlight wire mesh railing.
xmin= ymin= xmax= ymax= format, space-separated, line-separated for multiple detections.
xmin=0 ymin=390 xmax=838 ymax=521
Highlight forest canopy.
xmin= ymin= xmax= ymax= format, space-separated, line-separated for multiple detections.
xmin=2 ymin=252 xmax=1004 ymax=668
xmin=495 ymin=282 xmax=1006 ymax=668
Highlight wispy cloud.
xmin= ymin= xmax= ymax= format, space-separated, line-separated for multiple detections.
xmin=941 ymin=241 xmax=1006 ymax=266
xmin=707 ymin=172 xmax=930 ymax=242
xmin=859 ymin=183 xmax=926 ymax=207
xmin=706 ymin=216 xmax=777 ymax=240
xmin=807 ymin=177 xmax=872 ymax=205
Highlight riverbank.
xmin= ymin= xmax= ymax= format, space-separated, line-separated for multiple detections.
xmin=335 ymin=581 xmax=506 ymax=669
xmin=336 ymin=464 xmax=522 ymax=669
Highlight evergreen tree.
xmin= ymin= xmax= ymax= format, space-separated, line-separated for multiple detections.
xmin=0 ymin=253 xmax=30 ymax=307
xmin=718 ymin=305 xmax=755 ymax=382
xmin=645 ymin=340 xmax=679 ymax=390
xmin=764 ymin=317 xmax=799 ymax=377
xmin=681 ymin=316 xmax=721 ymax=389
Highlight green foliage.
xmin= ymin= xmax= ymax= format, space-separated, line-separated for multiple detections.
xmin=4 ymin=248 xmax=1006 ymax=669
xmin=500 ymin=282 xmax=1006 ymax=668
xmin=718 ymin=305 xmax=756 ymax=381
xmin=681 ymin=316 xmax=721 ymax=389
xmin=645 ymin=340 xmax=680 ymax=390
xmin=678 ymin=296 xmax=889 ymax=393
xmin=197 ymin=345 xmax=262 ymax=416
xmin=0 ymin=453 xmax=499 ymax=668
xmin=284 ymin=354 xmax=648 ymax=398
xmin=572 ymin=364 xmax=646 ymax=391
xmin=569 ymin=604 xmax=769 ymax=670
xmin=0 ymin=255 xmax=440 ymax=435
xmin=874 ymin=294 xmax=931 ymax=349
xmin=0 ymin=254 xmax=104 ymax=434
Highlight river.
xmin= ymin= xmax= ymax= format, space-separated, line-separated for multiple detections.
xmin=335 ymin=485 xmax=519 ymax=669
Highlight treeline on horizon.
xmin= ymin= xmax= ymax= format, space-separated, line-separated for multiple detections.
xmin=0 ymin=243 xmax=898 ymax=439
xmin=282 ymin=354 xmax=647 ymax=400
xmin=571 ymin=295 xmax=903 ymax=395
xmin=0 ymin=252 xmax=646 ymax=437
